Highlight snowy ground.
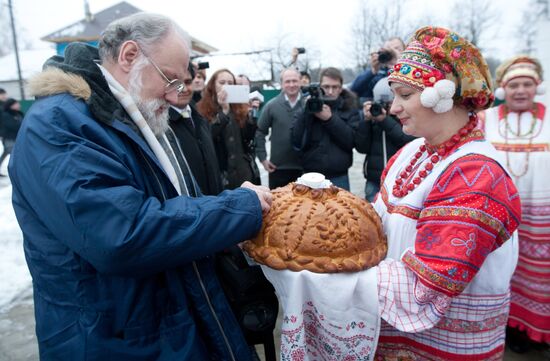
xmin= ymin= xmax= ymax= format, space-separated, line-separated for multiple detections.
xmin=0 ymin=157 xmax=32 ymax=313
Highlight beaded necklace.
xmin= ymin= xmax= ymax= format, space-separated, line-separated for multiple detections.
xmin=392 ymin=113 xmax=478 ymax=198
xmin=498 ymin=105 xmax=541 ymax=180
xmin=497 ymin=104 xmax=541 ymax=140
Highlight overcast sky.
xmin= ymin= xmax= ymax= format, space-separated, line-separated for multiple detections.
xmin=8 ymin=0 xmax=529 ymax=78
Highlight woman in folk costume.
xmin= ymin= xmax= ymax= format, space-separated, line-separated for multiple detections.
xmin=479 ymin=56 xmax=550 ymax=352
xmin=373 ymin=26 xmax=521 ymax=360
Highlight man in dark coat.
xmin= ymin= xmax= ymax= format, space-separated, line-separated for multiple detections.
xmin=168 ymin=64 xmax=223 ymax=196
xmin=291 ymin=67 xmax=360 ymax=190
xmin=9 ymin=13 xmax=271 ymax=361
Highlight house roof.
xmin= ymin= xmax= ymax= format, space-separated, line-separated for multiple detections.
xmin=41 ymin=1 xmax=140 ymax=43
xmin=41 ymin=1 xmax=217 ymax=55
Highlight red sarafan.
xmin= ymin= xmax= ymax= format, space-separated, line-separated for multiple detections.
xmin=243 ymin=183 xmax=387 ymax=273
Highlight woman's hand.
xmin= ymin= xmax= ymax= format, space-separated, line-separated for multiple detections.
xmin=217 ymin=88 xmax=230 ymax=114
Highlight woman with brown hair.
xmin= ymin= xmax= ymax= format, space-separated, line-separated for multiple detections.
xmin=197 ymin=68 xmax=260 ymax=189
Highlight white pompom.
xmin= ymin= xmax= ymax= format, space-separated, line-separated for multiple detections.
xmin=434 ymin=79 xmax=456 ymax=98
xmin=494 ymin=87 xmax=505 ymax=100
xmin=537 ymin=82 xmax=546 ymax=95
xmin=420 ymin=87 xmax=439 ymax=107
xmin=433 ymin=98 xmax=454 ymax=113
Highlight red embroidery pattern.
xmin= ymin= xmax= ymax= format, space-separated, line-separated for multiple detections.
xmin=492 ymin=142 xmax=549 ymax=152
xmin=281 ymin=301 xmax=376 ymax=361
xmin=437 ymin=313 xmax=508 ymax=332
xmin=402 ymin=250 xmax=467 ymax=295
xmin=420 ymin=207 xmax=511 ymax=242
xmin=380 ymin=186 xmax=422 ymax=219
xmin=375 ymin=340 xmax=505 ymax=361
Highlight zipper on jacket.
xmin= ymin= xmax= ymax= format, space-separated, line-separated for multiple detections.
xmin=192 ymin=261 xmax=237 ymax=361
xmin=139 ymin=147 xmax=237 ymax=360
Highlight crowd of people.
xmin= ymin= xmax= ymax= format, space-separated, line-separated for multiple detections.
xmin=2 ymin=11 xmax=548 ymax=361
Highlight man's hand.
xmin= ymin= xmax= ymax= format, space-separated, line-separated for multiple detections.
xmin=261 ymin=159 xmax=277 ymax=173
xmin=363 ymin=101 xmax=386 ymax=122
xmin=241 ymin=181 xmax=272 ymax=214
xmin=314 ymin=104 xmax=332 ymax=122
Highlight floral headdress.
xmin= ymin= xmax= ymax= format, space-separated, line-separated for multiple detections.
xmin=388 ymin=26 xmax=494 ymax=113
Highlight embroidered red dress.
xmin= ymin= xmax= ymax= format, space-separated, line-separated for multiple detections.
xmin=373 ymin=129 xmax=521 ymax=360
xmin=481 ymin=103 xmax=550 ymax=343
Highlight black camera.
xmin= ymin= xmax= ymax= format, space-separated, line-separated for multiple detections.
xmin=296 ymin=47 xmax=306 ymax=54
xmin=369 ymin=102 xmax=385 ymax=117
xmin=377 ymin=49 xmax=395 ymax=64
xmin=197 ymin=61 xmax=209 ymax=70
xmin=302 ymin=84 xmax=325 ymax=113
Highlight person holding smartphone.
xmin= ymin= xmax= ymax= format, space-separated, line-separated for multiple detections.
xmin=197 ymin=68 xmax=261 ymax=189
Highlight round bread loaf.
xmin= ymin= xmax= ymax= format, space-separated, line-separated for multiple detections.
xmin=243 ymin=183 xmax=387 ymax=273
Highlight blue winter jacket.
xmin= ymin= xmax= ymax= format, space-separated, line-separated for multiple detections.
xmin=9 ymin=43 xmax=261 ymax=360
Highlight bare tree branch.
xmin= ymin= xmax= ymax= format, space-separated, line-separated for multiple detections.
xmin=448 ymin=0 xmax=500 ymax=49
xmin=349 ymin=0 xmax=412 ymax=70
xmin=515 ymin=0 xmax=542 ymax=55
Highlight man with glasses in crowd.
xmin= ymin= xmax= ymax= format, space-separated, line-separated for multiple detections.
xmin=291 ymin=67 xmax=360 ymax=190
xmin=9 ymin=12 xmax=271 ymax=360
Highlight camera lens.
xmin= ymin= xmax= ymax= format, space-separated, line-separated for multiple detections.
xmin=377 ymin=50 xmax=394 ymax=64
xmin=370 ymin=102 xmax=383 ymax=117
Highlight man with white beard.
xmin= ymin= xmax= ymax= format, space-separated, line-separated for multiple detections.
xmin=8 ymin=13 xmax=270 ymax=361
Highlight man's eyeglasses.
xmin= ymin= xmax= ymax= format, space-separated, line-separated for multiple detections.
xmin=139 ymin=46 xmax=187 ymax=94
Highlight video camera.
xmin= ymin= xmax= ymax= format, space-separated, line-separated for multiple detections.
xmin=301 ymin=84 xmax=325 ymax=113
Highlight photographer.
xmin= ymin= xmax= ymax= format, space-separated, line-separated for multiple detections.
xmin=354 ymin=77 xmax=416 ymax=201
xmin=350 ymin=37 xmax=405 ymax=104
xmin=291 ymin=67 xmax=360 ymax=190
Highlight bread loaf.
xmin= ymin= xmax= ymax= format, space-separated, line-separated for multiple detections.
xmin=243 ymin=183 xmax=387 ymax=273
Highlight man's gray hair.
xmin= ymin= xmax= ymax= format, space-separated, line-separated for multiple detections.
xmin=98 ymin=12 xmax=190 ymax=62
xmin=279 ymin=67 xmax=300 ymax=82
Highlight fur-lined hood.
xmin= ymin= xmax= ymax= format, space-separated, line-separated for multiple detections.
xmin=28 ymin=67 xmax=91 ymax=101
xmin=28 ymin=42 xmax=134 ymax=131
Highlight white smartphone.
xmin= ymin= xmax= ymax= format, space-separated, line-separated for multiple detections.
xmin=223 ymin=85 xmax=250 ymax=103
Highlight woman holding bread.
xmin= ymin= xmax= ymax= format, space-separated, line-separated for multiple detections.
xmin=372 ymin=26 xmax=521 ymax=360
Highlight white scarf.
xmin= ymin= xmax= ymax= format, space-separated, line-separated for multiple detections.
xmin=98 ymin=64 xmax=183 ymax=194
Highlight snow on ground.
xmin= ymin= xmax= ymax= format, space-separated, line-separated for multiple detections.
xmin=0 ymin=155 xmax=32 ymax=312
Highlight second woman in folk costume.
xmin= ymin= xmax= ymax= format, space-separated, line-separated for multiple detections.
xmin=480 ymin=55 xmax=550 ymax=352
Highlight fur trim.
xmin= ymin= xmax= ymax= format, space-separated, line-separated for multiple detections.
xmin=27 ymin=67 xmax=91 ymax=100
